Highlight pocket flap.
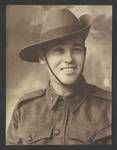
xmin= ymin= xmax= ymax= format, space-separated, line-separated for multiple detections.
xmin=69 ymin=128 xmax=92 ymax=143
xmin=69 ymin=124 xmax=112 ymax=144
xmin=18 ymin=126 xmax=53 ymax=144
xmin=93 ymin=125 xmax=112 ymax=142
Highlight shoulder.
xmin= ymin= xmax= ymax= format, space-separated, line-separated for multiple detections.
xmin=86 ymin=84 xmax=112 ymax=116
xmin=87 ymin=84 xmax=111 ymax=101
xmin=86 ymin=84 xmax=112 ymax=124
xmin=14 ymin=89 xmax=46 ymax=110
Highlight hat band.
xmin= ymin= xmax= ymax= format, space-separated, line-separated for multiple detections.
xmin=40 ymin=25 xmax=82 ymax=42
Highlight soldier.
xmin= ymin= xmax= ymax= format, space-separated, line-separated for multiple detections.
xmin=7 ymin=8 xmax=112 ymax=145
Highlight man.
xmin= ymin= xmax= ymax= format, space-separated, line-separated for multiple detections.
xmin=7 ymin=8 xmax=112 ymax=145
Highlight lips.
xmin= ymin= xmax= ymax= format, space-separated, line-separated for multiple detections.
xmin=60 ymin=66 xmax=76 ymax=74
xmin=61 ymin=66 xmax=75 ymax=70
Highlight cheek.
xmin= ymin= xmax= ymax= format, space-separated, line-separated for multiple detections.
xmin=74 ymin=54 xmax=85 ymax=65
xmin=47 ymin=56 xmax=61 ymax=69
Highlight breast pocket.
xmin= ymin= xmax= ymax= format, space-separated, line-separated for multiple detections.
xmin=69 ymin=125 xmax=112 ymax=145
xmin=69 ymin=128 xmax=92 ymax=144
xmin=91 ymin=125 xmax=112 ymax=144
xmin=17 ymin=126 xmax=53 ymax=145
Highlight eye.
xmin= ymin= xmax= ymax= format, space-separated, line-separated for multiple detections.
xmin=53 ymin=47 xmax=64 ymax=54
xmin=72 ymin=47 xmax=83 ymax=52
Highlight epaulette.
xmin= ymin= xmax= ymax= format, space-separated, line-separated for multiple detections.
xmin=14 ymin=89 xmax=46 ymax=110
xmin=88 ymin=84 xmax=112 ymax=101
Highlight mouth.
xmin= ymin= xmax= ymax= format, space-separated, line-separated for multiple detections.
xmin=61 ymin=65 xmax=76 ymax=69
xmin=60 ymin=66 xmax=76 ymax=73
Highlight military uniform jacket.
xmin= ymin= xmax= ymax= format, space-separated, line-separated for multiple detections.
xmin=7 ymin=77 xmax=112 ymax=145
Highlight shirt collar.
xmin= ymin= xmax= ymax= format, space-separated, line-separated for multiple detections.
xmin=46 ymin=76 xmax=90 ymax=112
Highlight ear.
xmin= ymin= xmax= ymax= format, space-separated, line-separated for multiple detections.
xmin=39 ymin=56 xmax=46 ymax=65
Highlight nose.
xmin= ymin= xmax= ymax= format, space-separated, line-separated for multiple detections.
xmin=64 ymin=50 xmax=73 ymax=63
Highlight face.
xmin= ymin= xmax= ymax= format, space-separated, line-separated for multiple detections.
xmin=42 ymin=37 xmax=86 ymax=85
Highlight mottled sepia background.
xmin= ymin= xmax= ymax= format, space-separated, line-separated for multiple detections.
xmin=6 ymin=5 xmax=112 ymax=131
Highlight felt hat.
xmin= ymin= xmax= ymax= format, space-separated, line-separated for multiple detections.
xmin=19 ymin=8 xmax=92 ymax=62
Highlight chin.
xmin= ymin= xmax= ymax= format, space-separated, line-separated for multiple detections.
xmin=60 ymin=74 xmax=82 ymax=85
xmin=61 ymin=79 xmax=77 ymax=85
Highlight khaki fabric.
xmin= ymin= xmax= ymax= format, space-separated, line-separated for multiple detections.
xmin=6 ymin=77 xmax=112 ymax=145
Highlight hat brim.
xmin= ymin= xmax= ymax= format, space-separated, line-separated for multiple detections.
xmin=19 ymin=25 xmax=91 ymax=62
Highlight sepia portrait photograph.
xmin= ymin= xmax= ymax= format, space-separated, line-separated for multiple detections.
xmin=6 ymin=5 xmax=112 ymax=145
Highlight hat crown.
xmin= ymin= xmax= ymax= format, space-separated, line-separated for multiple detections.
xmin=41 ymin=8 xmax=80 ymax=35
xmin=19 ymin=8 xmax=92 ymax=62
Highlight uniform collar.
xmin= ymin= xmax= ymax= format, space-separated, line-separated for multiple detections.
xmin=46 ymin=76 xmax=90 ymax=112
xmin=45 ymin=82 xmax=60 ymax=111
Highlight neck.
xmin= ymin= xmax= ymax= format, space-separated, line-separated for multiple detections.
xmin=50 ymin=78 xmax=82 ymax=96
